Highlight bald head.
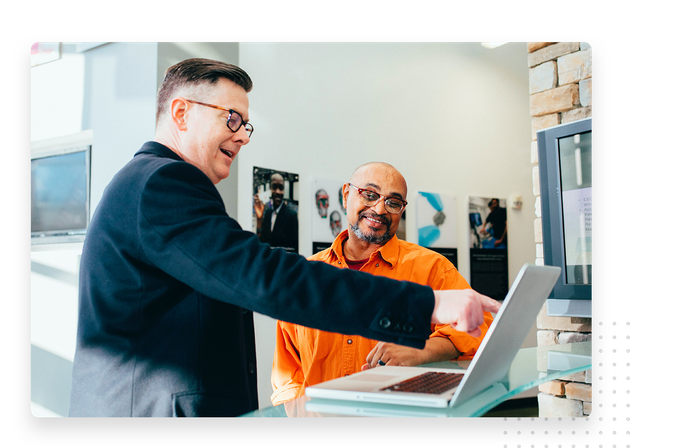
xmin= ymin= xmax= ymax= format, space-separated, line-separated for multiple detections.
xmin=344 ymin=162 xmax=408 ymax=250
xmin=348 ymin=162 xmax=408 ymax=200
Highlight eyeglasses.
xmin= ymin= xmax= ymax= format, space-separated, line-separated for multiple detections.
xmin=349 ymin=184 xmax=408 ymax=214
xmin=185 ymin=99 xmax=254 ymax=138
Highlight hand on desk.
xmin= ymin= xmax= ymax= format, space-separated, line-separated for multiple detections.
xmin=362 ymin=337 xmax=461 ymax=370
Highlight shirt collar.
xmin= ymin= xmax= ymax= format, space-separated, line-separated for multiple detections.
xmin=328 ymin=229 xmax=399 ymax=268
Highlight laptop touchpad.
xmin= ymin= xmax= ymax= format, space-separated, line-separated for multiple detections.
xmin=355 ymin=374 xmax=400 ymax=382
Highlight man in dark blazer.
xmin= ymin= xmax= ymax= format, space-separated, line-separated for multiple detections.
xmin=69 ymin=58 xmax=500 ymax=417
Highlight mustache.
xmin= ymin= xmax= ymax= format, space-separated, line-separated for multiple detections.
xmin=359 ymin=211 xmax=390 ymax=226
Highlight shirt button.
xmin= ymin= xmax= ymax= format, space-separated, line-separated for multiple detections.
xmin=375 ymin=263 xmax=379 ymax=267
xmin=347 ymin=339 xmax=353 ymax=344
xmin=248 ymin=363 xmax=255 ymax=374
xmin=379 ymin=318 xmax=391 ymax=328
xmin=403 ymin=324 xmax=413 ymax=333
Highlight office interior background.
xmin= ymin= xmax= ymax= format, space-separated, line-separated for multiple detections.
xmin=30 ymin=42 xmax=586 ymax=416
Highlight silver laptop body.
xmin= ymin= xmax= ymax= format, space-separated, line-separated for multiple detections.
xmin=304 ymin=264 xmax=562 ymax=408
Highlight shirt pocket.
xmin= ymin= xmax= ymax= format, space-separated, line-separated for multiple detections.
xmin=296 ymin=325 xmax=331 ymax=361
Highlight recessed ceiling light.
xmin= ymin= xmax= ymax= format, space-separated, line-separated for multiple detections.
xmin=481 ymin=42 xmax=508 ymax=49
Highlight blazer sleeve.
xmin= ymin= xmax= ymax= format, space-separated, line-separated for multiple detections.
xmin=138 ymin=162 xmax=435 ymax=348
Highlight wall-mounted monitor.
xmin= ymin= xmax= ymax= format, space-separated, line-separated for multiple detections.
xmin=537 ymin=118 xmax=591 ymax=318
xmin=31 ymin=134 xmax=92 ymax=245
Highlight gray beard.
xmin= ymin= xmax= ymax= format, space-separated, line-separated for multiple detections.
xmin=349 ymin=220 xmax=393 ymax=245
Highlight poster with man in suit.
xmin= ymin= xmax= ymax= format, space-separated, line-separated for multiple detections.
xmin=253 ymin=167 xmax=299 ymax=253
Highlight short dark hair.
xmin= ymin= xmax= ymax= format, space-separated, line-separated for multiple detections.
xmin=156 ymin=58 xmax=253 ymax=123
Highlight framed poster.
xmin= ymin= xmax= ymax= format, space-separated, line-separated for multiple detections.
xmin=416 ymin=191 xmax=458 ymax=268
xmin=469 ymin=196 xmax=508 ymax=300
xmin=252 ymin=167 xmax=299 ymax=253
xmin=311 ymin=178 xmax=347 ymax=254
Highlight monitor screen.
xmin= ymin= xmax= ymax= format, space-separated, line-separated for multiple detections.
xmin=537 ymin=118 xmax=591 ymax=317
xmin=31 ymin=146 xmax=90 ymax=241
xmin=558 ymin=130 xmax=592 ymax=285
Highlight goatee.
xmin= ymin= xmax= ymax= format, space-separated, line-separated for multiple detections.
xmin=350 ymin=212 xmax=393 ymax=245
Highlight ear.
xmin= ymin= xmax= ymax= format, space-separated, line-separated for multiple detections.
xmin=171 ymin=97 xmax=189 ymax=131
xmin=342 ymin=183 xmax=350 ymax=208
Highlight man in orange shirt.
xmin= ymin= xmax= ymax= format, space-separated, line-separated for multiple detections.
xmin=271 ymin=162 xmax=495 ymax=406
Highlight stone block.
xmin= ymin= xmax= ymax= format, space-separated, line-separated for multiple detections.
xmin=559 ymin=371 xmax=587 ymax=383
xmin=539 ymin=380 xmax=565 ymax=396
xmin=565 ymin=382 xmax=592 ymax=401
xmin=536 ymin=242 xmax=543 ymax=258
xmin=532 ymin=114 xmax=559 ymax=140
xmin=531 ymin=140 xmax=539 ymax=162
xmin=580 ymin=78 xmax=591 ymax=107
xmin=538 ymin=393 xmax=583 ymax=418
xmin=528 ymin=42 xmax=556 ymax=53
xmin=528 ymin=42 xmax=580 ymax=67
xmin=583 ymin=401 xmax=592 ymax=415
xmin=529 ymin=61 xmax=558 ymax=94
xmin=534 ymin=217 xmax=542 ymax=243
xmin=530 ymin=84 xmax=579 ymax=117
xmin=561 ymin=106 xmax=592 ymax=123
xmin=558 ymin=49 xmax=592 ymax=85
xmin=558 ymin=332 xmax=592 ymax=344
xmin=537 ymin=306 xmax=592 ymax=331
xmin=534 ymin=196 xmax=541 ymax=218
xmin=581 ymin=42 xmax=591 ymax=51
xmin=537 ymin=330 xmax=558 ymax=346
xmin=532 ymin=166 xmax=540 ymax=196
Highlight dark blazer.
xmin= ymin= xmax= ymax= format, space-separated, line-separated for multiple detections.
xmin=260 ymin=202 xmax=298 ymax=253
xmin=69 ymin=142 xmax=435 ymax=417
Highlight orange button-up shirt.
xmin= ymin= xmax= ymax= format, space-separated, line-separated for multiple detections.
xmin=270 ymin=230 xmax=493 ymax=406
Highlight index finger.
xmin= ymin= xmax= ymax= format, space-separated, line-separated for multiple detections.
xmin=366 ymin=344 xmax=379 ymax=365
xmin=479 ymin=294 xmax=502 ymax=314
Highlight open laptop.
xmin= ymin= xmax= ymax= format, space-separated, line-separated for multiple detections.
xmin=304 ymin=263 xmax=561 ymax=409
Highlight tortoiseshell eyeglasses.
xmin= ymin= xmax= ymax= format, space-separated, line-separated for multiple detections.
xmin=185 ymin=99 xmax=254 ymax=138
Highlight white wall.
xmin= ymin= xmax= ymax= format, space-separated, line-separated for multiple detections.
xmin=236 ymin=42 xmax=535 ymax=407
xmin=30 ymin=42 xmax=160 ymax=416
xmin=31 ymin=42 xmax=537 ymax=414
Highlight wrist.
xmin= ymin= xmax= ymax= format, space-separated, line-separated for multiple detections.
xmin=431 ymin=291 xmax=440 ymax=324
xmin=424 ymin=337 xmax=460 ymax=363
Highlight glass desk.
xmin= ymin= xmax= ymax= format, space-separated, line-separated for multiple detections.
xmin=242 ymin=341 xmax=591 ymax=418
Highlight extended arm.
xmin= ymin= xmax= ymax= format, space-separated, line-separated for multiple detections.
xmin=364 ymin=289 xmax=499 ymax=369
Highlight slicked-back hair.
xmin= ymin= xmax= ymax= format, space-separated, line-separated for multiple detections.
xmin=155 ymin=58 xmax=253 ymax=124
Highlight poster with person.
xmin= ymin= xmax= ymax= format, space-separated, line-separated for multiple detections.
xmin=468 ymin=196 xmax=508 ymax=300
xmin=311 ymin=177 xmax=346 ymax=254
xmin=253 ymin=166 xmax=299 ymax=253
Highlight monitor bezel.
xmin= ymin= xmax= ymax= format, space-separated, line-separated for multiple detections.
xmin=537 ymin=118 xmax=591 ymax=314
xmin=31 ymin=135 xmax=92 ymax=246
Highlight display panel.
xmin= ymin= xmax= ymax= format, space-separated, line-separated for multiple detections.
xmin=558 ymin=131 xmax=592 ymax=285
xmin=537 ymin=118 xmax=591 ymax=317
xmin=31 ymin=146 xmax=91 ymax=243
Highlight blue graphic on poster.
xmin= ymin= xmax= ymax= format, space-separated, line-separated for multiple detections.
xmin=416 ymin=191 xmax=458 ymax=267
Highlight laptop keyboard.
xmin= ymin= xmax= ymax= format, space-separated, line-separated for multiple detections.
xmin=381 ymin=371 xmax=464 ymax=395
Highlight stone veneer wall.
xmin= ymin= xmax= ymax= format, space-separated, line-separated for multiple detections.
xmin=528 ymin=42 xmax=593 ymax=417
